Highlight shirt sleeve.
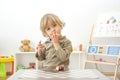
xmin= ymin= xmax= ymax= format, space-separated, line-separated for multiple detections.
xmin=54 ymin=40 xmax=72 ymax=61
xmin=35 ymin=48 xmax=46 ymax=61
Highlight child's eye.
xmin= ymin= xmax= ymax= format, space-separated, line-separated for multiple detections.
xmin=53 ymin=24 xmax=56 ymax=27
xmin=46 ymin=27 xmax=50 ymax=31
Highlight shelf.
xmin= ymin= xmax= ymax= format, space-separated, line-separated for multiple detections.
xmin=86 ymin=60 xmax=116 ymax=65
xmin=14 ymin=52 xmax=37 ymax=72
xmin=15 ymin=52 xmax=36 ymax=54
xmin=87 ymin=22 xmax=120 ymax=80
xmin=14 ymin=51 xmax=85 ymax=71
xmin=72 ymin=51 xmax=84 ymax=54
xmin=88 ymin=54 xmax=119 ymax=57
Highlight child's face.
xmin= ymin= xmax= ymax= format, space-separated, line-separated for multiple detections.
xmin=45 ymin=22 xmax=62 ymax=38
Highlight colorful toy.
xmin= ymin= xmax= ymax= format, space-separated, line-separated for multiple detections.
xmin=29 ymin=62 xmax=35 ymax=69
xmin=0 ymin=63 xmax=6 ymax=78
xmin=98 ymin=46 xmax=103 ymax=53
xmin=0 ymin=56 xmax=14 ymax=74
xmin=16 ymin=65 xmax=24 ymax=71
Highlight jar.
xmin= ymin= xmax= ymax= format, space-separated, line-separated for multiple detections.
xmin=79 ymin=44 xmax=82 ymax=51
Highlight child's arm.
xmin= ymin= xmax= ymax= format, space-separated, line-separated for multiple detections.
xmin=54 ymin=40 xmax=72 ymax=61
xmin=35 ymin=41 xmax=45 ymax=60
xmin=36 ymin=41 xmax=45 ymax=55
xmin=50 ymin=32 xmax=72 ymax=61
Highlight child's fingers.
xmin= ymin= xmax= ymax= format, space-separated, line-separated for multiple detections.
xmin=37 ymin=45 xmax=44 ymax=49
xmin=56 ymin=66 xmax=59 ymax=71
xmin=36 ymin=41 xmax=45 ymax=49
xmin=52 ymin=31 xmax=56 ymax=37
xmin=39 ymin=41 xmax=41 ymax=44
xmin=59 ymin=66 xmax=62 ymax=70
xmin=38 ymin=41 xmax=42 ymax=45
xmin=56 ymin=65 xmax=64 ymax=71
xmin=60 ymin=65 xmax=64 ymax=70
xmin=38 ymin=41 xmax=44 ymax=47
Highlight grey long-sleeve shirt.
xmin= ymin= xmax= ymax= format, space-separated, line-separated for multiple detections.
xmin=36 ymin=36 xmax=72 ymax=71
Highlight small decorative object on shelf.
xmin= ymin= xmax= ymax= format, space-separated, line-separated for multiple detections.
xmin=79 ymin=44 xmax=83 ymax=51
xmin=19 ymin=39 xmax=35 ymax=52
xmin=16 ymin=65 xmax=24 ymax=71
xmin=72 ymin=47 xmax=77 ymax=51
xmin=98 ymin=46 xmax=103 ymax=53
xmin=29 ymin=62 xmax=35 ymax=69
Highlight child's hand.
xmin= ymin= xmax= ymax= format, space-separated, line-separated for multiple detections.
xmin=50 ymin=31 xmax=60 ymax=43
xmin=56 ymin=65 xmax=64 ymax=71
xmin=36 ymin=41 xmax=45 ymax=54
xmin=50 ymin=31 xmax=61 ymax=50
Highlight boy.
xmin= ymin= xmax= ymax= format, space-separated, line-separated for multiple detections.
xmin=36 ymin=13 xmax=72 ymax=72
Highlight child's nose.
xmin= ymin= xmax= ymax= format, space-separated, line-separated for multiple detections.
xmin=51 ymin=28 xmax=55 ymax=32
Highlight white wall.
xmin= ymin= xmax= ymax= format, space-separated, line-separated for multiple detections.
xmin=0 ymin=0 xmax=120 ymax=55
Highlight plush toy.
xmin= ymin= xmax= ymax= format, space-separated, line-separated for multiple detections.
xmin=29 ymin=62 xmax=35 ymax=69
xmin=19 ymin=39 xmax=34 ymax=52
xmin=16 ymin=65 xmax=24 ymax=71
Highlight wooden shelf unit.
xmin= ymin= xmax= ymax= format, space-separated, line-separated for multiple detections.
xmin=84 ymin=44 xmax=120 ymax=80
xmin=84 ymin=25 xmax=120 ymax=80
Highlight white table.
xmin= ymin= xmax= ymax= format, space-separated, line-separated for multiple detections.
xmin=7 ymin=69 xmax=110 ymax=80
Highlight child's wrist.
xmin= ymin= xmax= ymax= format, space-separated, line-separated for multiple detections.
xmin=38 ymin=51 xmax=42 ymax=56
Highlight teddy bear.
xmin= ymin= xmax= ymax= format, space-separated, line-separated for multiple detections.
xmin=19 ymin=39 xmax=34 ymax=52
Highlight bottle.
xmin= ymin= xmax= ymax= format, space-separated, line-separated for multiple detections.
xmin=79 ymin=44 xmax=82 ymax=51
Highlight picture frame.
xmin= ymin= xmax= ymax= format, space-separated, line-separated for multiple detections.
xmin=88 ymin=46 xmax=98 ymax=54
xmin=93 ymin=12 xmax=120 ymax=37
xmin=107 ymin=46 xmax=120 ymax=55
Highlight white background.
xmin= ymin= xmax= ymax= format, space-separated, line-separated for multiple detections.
xmin=0 ymin=0 xmax=120 ymax=56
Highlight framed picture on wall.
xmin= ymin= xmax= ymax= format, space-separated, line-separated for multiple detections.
xmin=93 ymin=12 xmax=120 ymax=37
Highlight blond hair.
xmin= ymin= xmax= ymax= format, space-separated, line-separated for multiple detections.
xmin=40 ymin=13 xmax=65 ymax=37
